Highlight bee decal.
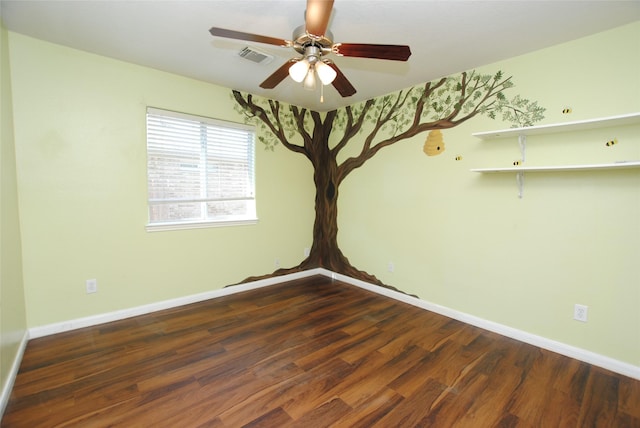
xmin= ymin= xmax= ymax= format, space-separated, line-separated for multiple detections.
xmin=562 ymin=107 xmax=572 ymax=114
xmin=455 ymin=155 xmax=463 ymax=161
xmin=605 ymin=138 xmax=618 ymax=147
xmin=423 ymin=130 xmax=445 ymax=156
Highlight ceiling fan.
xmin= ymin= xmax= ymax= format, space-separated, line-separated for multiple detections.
xmin=209 ymin=0 xmax=411 ymax=98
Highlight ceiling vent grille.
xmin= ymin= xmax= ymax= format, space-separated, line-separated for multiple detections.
xmin=238 ymin=47 xmax=274 ymax=65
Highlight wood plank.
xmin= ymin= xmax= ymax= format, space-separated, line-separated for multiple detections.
xmin=2 ymin=275 xmax=639 ymax=427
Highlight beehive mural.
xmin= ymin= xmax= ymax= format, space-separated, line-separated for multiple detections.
xmin=423 ymin=129 xmax=445 ymax=156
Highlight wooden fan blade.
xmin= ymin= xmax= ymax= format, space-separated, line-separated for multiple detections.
xmin=209 ymin=27 xmax=289 ymax=47
xmin=326 ymin=62 xmax=356 ymax=97
xmin=305 ymin=0 xmax=334 ymax=37
xmin=260 ymin=60 xmax=296 ymax=89
xmin=333 ymin=43 xmax=411 ymax=61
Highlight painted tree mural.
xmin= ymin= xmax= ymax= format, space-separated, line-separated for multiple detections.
xmin=233 ymin=70 xmax=544 ymax=288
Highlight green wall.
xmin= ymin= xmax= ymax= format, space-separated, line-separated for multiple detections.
xmin=339 ymin=22 xmax=640 ymax=366
xmin=8 ymin=33 xmax=314 ymax=328
xmin=0 ymin=21 xmax=27 ymax=406
xmin=5 ymin=21 xmax=639 ymax=370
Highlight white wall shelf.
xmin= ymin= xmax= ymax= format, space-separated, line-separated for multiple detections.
xmin=472 ymin=112 xmax=640 ymax=140
xmin=471 ymin=161 xmax=640 ymax=174
xmin=471 ymin=113 xmax=640 ymax=198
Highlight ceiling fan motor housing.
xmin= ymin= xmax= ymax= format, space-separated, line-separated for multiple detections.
xmin=292 ymin=25 xmax=333 ymax=57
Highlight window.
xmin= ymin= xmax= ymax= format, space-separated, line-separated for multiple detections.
xmin=146 ymin=107 xmax=256 ymax=231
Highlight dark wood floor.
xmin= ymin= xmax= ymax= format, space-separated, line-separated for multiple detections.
xmin=3 ymin=275 xmax=639 ymax=427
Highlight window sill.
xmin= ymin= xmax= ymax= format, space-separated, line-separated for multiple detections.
xmin=146 ymin=218 xmax=258 ymax=232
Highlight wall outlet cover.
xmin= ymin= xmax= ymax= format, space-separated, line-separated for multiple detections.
xmin=86 ymin=279 xmax=98 ymax=294
xmin=574 ymin=304 xmax=588 ymax=322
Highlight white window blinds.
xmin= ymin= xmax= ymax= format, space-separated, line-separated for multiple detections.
xmin=146 ymin=107 xmax=256 ymax=229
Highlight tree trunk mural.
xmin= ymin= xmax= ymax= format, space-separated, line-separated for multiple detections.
xmin=232 ymin=71 xmax=544 ymax=290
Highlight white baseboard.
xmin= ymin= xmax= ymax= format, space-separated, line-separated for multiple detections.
xmin=0 ymin=331 xmax=29 ymax=419
xmin=29 ymin=269 xmax=323 ymax=339
xmin=25 ymin=267 xmax=639 ymax=380
xmin=321 ymin=269 xmax=640 ymax=381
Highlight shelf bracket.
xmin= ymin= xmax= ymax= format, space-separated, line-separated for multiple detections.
xmin=518 ymin=134 xmax=526 ymax=162
xmin=516 ymin=171 xmax=524 ymax=199
xmin=517 ymin=134 xmax=526 ymax=198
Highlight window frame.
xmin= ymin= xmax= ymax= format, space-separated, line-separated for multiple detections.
xmin=145 ymin=107 xmax=257 ymax=232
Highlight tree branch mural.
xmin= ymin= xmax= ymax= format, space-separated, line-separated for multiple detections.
xmin=232 ymin=70 xmax=545 ymax=289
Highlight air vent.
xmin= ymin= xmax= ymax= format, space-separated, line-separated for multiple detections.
xmin=238 ymin=47 xmax=274 ymax=65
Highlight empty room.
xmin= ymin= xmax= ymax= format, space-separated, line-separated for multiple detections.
xmin=1 ymin=1 xmax=639 ymax=426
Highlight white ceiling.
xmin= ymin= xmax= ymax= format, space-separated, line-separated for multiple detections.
xmin=1 ymin=1 xmax=639 ymax=111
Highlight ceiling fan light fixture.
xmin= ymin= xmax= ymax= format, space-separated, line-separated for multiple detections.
xmin=302 ymin=66 xmax=317 ymax=90
xmin=289 ymin=59 xmax=310 ymax=82
xmin=316 ymin=61 xmax=337 ymax=85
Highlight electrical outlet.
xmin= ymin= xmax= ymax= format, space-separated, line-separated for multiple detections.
xmin=387 ymin=262 xmax=395 ymax=273
xmin=303 ymin=248 xmax=310 ymax=257
xmin=274 ymin=258 xmax=280 ymax=268
xmin=574 ymin=304 xmax=588 ymax=322
xmin=86 ymin=279 xmax=97 ymax=294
